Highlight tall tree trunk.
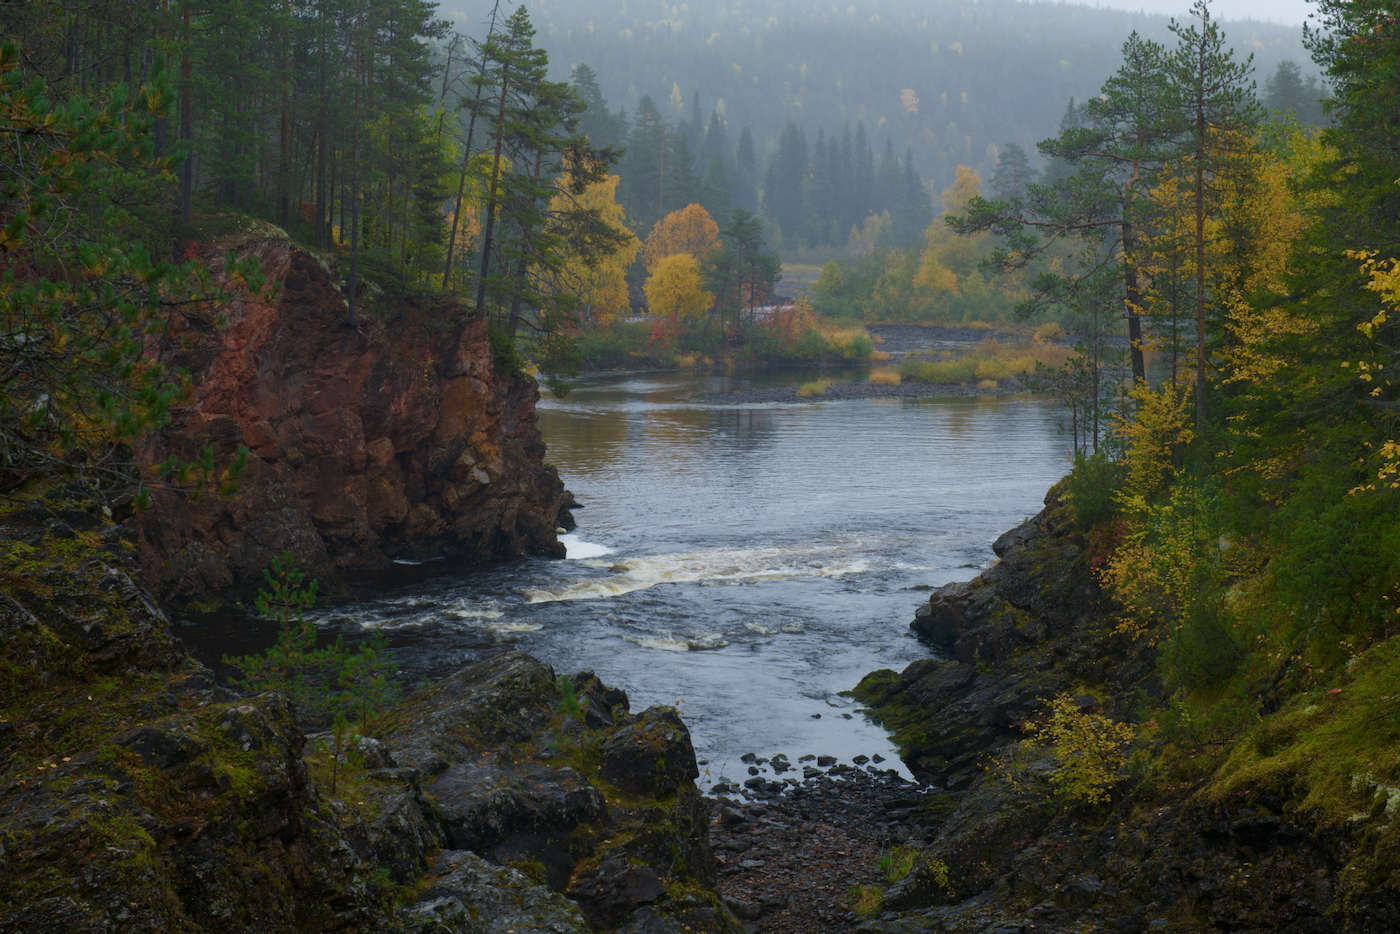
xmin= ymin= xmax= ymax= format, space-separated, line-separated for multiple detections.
xmin=1121 ymin=155 xmax=1146 ymax=385
xmin=315 ymin=0 xmax=328 ymax=249
xmin=278 ymin=0 xmax=291 ymax=229
xmin=474 ymin=64 xmax=513 ymax=315
xmin=347 ymin=0 xmax=365 ymax=328
xmin=179 ymin=2 xmax=193 ymax=225
xmin=1194 ymin=95 xmax=1207 ymax=430
xmin=444 ymin=0 xmax=504 ymax=291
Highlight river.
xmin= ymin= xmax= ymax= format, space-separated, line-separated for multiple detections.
xmin=181 ymin=367 xmax=1070 ymax=787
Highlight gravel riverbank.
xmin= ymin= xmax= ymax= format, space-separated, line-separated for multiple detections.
xmin=708 ymin=755 xmax=942 ymax=933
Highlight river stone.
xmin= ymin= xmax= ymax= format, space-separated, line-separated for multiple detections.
xmin=611 ymin=894 xmax=746 ymax=934
xmin=910 ymin=578 xmax=981 ymax=650
xmin=402 ymin=850 xmax=590 ymax=934
xmin=360 ymin=769 xmax=447 ymax=883
xmin=377 ymin=651 xmax=561 ymax=775
xmin=599 ymin=706 xmax=699 ymax=796
xmin=429 ymin=760 xmax=607 ymax=890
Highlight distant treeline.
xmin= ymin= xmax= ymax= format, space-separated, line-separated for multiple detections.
xmin=572 ymin=64 xmax=932 ymax=252
xmin=447 ymin=0 xmax=1316 ymax=205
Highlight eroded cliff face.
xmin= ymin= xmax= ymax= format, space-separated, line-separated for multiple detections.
xmin=132 ymin=234 xmax=571 ymax=605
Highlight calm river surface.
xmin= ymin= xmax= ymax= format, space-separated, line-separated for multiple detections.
xmin=183 ymin=368 xmax=1070 ymax=785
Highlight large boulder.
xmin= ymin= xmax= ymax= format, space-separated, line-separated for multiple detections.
xmin=401 ymin=850 xmax=591 ymax=934
xmin=599 ymin=706 xmax=700 ymax=796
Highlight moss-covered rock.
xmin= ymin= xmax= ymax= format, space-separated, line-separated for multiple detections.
xmin=0 ymin=508 xmax=733 ymax=933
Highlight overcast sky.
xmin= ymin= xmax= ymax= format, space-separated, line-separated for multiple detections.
xmin=1103 ymin=0 xmax=1316 ymax=27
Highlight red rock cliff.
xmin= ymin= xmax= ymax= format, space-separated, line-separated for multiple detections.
xmin=132 ymin=235 xmax=572 ymax=605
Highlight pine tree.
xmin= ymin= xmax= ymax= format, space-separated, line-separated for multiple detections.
xmin=852 ymin=121 xmax=876 ymax=230
xmin=733 ymin=125 xmax=759 ymax=213
xmin=954 ymin=32 xmax=1185 ymax=386
xmin=989 ymin=142 xmax=1039 ymax=201
xmin=898 ymin=147 xmax=934 ymax=246
xmin=572 ymin=63 xmax=626 ymax=149
xmin=619 ymin=94 xmax=668 ymax=232
xmin=764 ymin=121 xmax=808 ymax=246
xmin=1262 ymin=60 xmax=1325 ymax=127
xmin=1168 ymin=0 xmax=1262 ymax=427
xmin=876 ymin=136 xmax=901 ymax=217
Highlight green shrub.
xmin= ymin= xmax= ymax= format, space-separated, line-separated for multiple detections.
xmin=1065 ymin=453 xmax=1126 ymax=529
xmin=1029 ymin=693 xmax=1136 ymax=805
xmin=224 ymin=551 xmax=400 ymax=726
xmin=489 ymin=324 xmax=526 ymax=377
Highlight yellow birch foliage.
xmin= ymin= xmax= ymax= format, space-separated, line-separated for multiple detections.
xmin=940 ymin=165 xmax=981 ymax=217
xmin=1114 ymin=381 xmax=1196 ymax=506
xmin=1220 ymin=127 xmax=1333 ymax=388
xmin=644 ymin=253 xmax=712 ymax=319
xmin=914 ymin=250 xmax=958 ymax=296
xmin=1351 ymin=250 xmax=1400 ymax=491
xmin=1028 ymin=693 xmax=1136 ymax=805
xmin=641 ymin=203 xmax=721 ymax=273
xmin=1136 ymin=127 xmax=1328 ymax=388
xmin=547 ymin=175 xmax=638 ymax=324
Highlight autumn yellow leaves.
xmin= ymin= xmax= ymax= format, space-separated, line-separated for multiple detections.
xmin=641 ymin=204 xmax=721 ymax=320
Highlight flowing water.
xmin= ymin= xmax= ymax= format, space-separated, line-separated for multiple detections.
xmin=181 ymin=367 xmax=1070 ymax=786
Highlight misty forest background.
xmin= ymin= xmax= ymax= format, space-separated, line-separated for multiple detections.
xmin=4 ymin=0 xmax=1329 ymax=342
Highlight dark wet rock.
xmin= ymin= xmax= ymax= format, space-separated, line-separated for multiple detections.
xmin=848 ymin=481 xmax=1400 ymax=934
xmin=375 ymin=651 xmax=561 ymax=774
xmin=566 ymin=782 xmax=720 ymax=929
xmin=0 ymin=519 xmax=735 ymax=934
xmin=429 ymin=761 xmax=608 ymax=890
xmin=600 ymin=705 xmax=700 ymax=797
xmin=722 ymin=896 xmax=763 ymax=920
xmin=402 ymin=850 xmax=589 ymax=934
xmin=611 ymin=895 xmax=746 ymax=934
xmin=817 ymin=755 xmax=836 ymax=767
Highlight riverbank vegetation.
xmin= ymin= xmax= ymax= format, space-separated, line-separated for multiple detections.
xmin=921 ymin=0 xmax=1400 ymax=902
xmin=575 ymin=297 xmax=876 ymax=371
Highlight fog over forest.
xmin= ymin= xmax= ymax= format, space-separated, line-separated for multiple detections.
xmin=437 ymin=0 xmax=1317 ymax=201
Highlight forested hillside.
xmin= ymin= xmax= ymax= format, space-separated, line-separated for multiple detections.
xmin=442 ymin=0 xmax=1314 ymax=212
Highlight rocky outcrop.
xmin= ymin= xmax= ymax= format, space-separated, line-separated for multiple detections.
xmin=850 ymin=483 xmax=1400 ymax=933
xmin=0 ymin=499 xmax=736 ymax=934
xmin=131 ymin=232 xmax=573 ymax=605
xmin=855 ymin=483 xmax=1150 ymax=790
xmin=373 ymin=652 xmax=736 ymax=934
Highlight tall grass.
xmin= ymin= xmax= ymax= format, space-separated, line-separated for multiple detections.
xmin=899 ymin=339 xmax=1072 ymax=385
xmin=869 ymin=368 xmax=902 ymax=386
xmin=797 ymin=378 xmax=833 ymax=397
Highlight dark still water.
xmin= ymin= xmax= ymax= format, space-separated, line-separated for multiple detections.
xmin=181 ymin=369 xmax=1069 ymax=785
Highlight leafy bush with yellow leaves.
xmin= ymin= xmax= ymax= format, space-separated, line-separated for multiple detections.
xmin=1028 ymin=693 xmax=1136 ymax=805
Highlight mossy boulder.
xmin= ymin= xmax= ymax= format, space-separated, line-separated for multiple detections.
xmin=599 ymin=706 xmax=699 ymax=797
